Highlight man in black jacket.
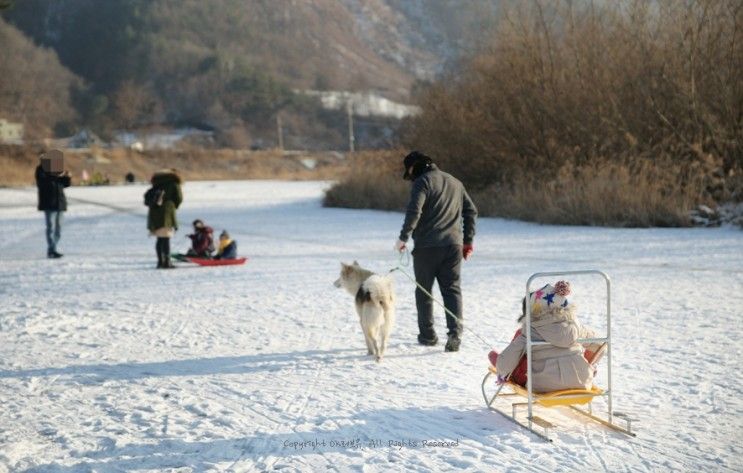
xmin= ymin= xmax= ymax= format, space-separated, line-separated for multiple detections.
xmin=35 ymin=152 xmax=71 ymax=258
xmin=395 ymin=151 xmax=477 ymax=352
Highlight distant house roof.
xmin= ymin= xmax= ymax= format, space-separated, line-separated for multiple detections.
xmin=301 ymin=90 xmax=421 ymax=119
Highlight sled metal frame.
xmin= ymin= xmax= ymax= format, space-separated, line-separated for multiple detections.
xmin=481 ymin=270 xmax=636 ymax=442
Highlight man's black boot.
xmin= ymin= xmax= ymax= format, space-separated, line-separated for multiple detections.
xmin=417 ymin=333 xmax=438 ymax=346
xmin=445 ymin=335 xmax=461 ymax=352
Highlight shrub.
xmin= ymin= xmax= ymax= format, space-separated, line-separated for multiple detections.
xmin=403 ymin=0 xmax=742 ymax=199
xmin=325 ymin=151 xmax=708 ymax=226
xmin=473 ymin=159 xmax=706 ymax=227
xmin=323 ymin=151 xmax=409 ymax=210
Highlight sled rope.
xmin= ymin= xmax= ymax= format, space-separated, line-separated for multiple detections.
xmin=389 ymin=249 xmax=496 ymax=349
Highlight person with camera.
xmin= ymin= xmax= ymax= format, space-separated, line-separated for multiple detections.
xmin=35 ymin=150 xmax=71 ymax=259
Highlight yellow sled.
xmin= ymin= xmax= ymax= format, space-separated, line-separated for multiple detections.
xmin=481 ymin=270 xmax=636 ymax=442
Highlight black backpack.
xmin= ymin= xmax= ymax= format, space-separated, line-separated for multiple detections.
xmin=143 ymin=186 xmax=165 ymax=207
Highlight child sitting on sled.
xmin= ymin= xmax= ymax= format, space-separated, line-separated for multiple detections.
xmin=488 ymin=281 xmax=605 ymax=393
xmin=214 ymin=230 xmax=238 ymax=260
xmin=186 ymin=219 xmax=215 ymax=258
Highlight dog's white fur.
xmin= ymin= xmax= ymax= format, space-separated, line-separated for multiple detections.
xmin=334 ymin=261 xmax=395 ymax=362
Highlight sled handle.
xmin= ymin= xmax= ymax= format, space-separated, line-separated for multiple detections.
xmin=524 ymin=270 xmax=612 ymax=428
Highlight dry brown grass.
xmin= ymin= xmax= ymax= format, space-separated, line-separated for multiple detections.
xmin=323 ymin=150 xmax=409 ymax=210
xmin=0 ymin=145 xmax=348 ymax=187
xmin=474 ymin=159 xmax=706 ymax=227
xmin=324 ymin=154 xmax=707 ymax=227
xmin=5 ymin=143 xmax=709 ymax=227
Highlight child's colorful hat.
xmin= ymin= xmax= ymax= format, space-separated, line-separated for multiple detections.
xmin=528 ymin=280 xmax=571 ymax=315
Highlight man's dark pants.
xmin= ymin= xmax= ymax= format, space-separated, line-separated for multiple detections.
xmin=413 ymin=244 xmax=463 ymax=341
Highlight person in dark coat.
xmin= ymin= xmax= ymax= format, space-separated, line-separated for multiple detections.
xmin=147 ymin=169 xmax=183 ymax=268
xmin=186 ymin=219 xmax=214 ymax=258
xmin=394 ymin=151 xmax=477 ymax=352
xmin=35 ymin=157 xmax=71 ymax=258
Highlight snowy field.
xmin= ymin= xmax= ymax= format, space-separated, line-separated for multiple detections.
xmin=1 ymin=180 xmax=742 ymax=472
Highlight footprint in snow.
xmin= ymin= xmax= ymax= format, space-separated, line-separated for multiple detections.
xmin=96 ymin=437 xmax=116 ymax=452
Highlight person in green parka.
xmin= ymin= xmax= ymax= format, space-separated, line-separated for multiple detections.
xmin=147 ymin=169 xmax=183 ymax=268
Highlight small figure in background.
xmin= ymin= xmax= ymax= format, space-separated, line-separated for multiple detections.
xmin=91 ymin=171 xmax=105 ymax=185
xmin=35 ymin=149 xmax=71 ymax=258
xmin=146 ymin=169 xmax=183 ymax=269
xmin=125 ymin=172 xmax=135 ymax=184
xmin=186 ymin=219 xmax=214 ymax=258
xmin=215 ymin=230 xmax=238 ymax=260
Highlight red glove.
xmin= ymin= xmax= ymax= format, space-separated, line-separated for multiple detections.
xmin=488 ymin=350 xmax=499 ymax=367
xmin=463 ymin=244 xmax=474 ymax=260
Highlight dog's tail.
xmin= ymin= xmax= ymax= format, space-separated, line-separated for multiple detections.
xmin=360 ymin=276 xmax=392 ymax=310
xmin=362 ymin=275 xmax=394 ymax=313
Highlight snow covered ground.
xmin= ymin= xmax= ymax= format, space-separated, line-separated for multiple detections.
xmin=1 ymin=180 xmax=741 ymax=472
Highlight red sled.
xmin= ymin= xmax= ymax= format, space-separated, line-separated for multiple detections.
xmin=186 ymin=257 xmax=247 ymax=266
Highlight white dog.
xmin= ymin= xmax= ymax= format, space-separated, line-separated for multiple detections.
xmin=334 ymin=261 xmax=395 ymax=362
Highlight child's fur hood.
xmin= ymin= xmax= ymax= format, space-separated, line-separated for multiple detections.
xmin=519 ymin=304 xmax=578 ymax=328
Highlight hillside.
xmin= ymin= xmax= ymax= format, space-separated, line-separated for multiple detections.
xmin=0 ymin=18 xmax=80 ymax=139
xmin=1 ymin=0 xmax=499 ymax=145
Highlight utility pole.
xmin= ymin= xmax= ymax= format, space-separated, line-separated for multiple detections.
xmin=347 ymin=101 xmax=355 ymax=152
xmin=276 ymin=114 xmax=284 ymax=150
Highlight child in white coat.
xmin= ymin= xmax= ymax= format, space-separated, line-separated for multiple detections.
xmin=489 ymin=281 xmax=603 ymax=393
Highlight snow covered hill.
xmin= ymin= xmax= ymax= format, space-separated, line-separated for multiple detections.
xmin=1 ymin=181 xmax=741 ymax=471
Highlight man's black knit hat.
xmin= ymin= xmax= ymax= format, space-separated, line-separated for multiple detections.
xmin=402 ymin=151 xmax=433 ymax=180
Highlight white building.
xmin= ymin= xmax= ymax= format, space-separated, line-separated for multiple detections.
xmin=301 ymin=90 xmax=420 ymax=119
xmin=114 ymin=128 xmax=214 ymax=150
xmin=0 ymin=119 xmax=24 ymax=144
